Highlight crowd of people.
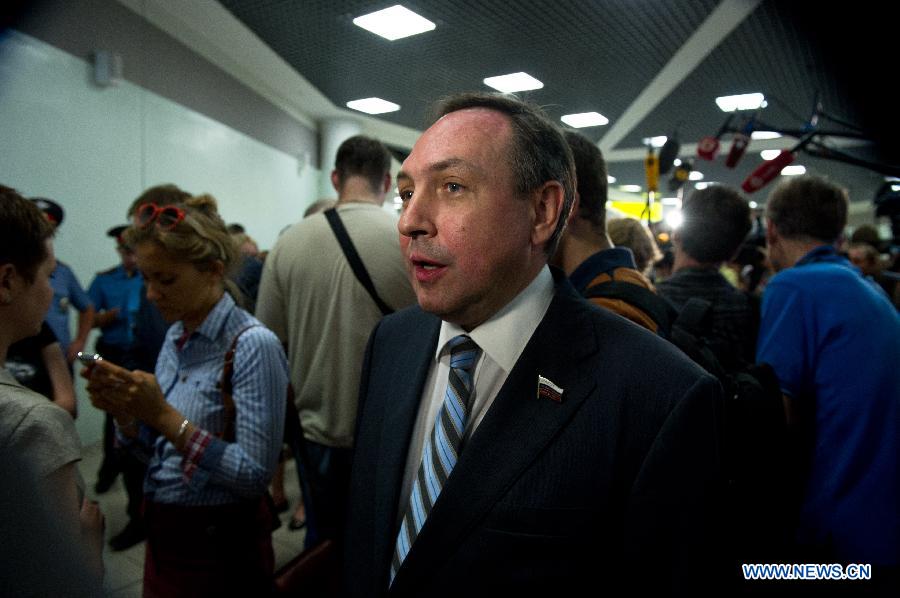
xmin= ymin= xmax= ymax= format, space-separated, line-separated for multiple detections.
xmin=1 ymin=91 xmax=898 ymax=596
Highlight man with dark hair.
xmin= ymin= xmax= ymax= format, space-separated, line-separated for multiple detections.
xmin=333 ymin=135 xmax=393 ymax=195
xmin=759 ymin=176 xmax=899 ymax=575
xmin=30 ymin=197 xmax=95 ymax=365
xmin=344 ymin=93 xmax=724 ymax=596
xmin=1 ymin=185 xmax=106 ymax=588
xmin=656 ymin=185 xmax=756 ymax=368
xmin=552 ymin=130 xmax=669 ymax=334
xmin=256 ymin=135 xmax=415 ymax=543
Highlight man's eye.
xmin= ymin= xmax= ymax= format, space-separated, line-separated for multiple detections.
xmin=399 ymin=190 xmax=413 ymax=201
xmin=445 ymin=182 xmax=463 ymax=193
xmin=160 ymin=277 xmax=176 ymax=286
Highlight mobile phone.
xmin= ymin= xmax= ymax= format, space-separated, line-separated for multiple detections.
xmin=76 ymin=351 xmax=104 ymax=364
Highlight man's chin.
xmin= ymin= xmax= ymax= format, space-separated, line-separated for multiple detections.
xmin=415 ymin=294 xmax=452 ymax=320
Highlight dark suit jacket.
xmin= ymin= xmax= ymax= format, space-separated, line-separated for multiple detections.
xmin=344 ymin=273 xmax=725 ymax=596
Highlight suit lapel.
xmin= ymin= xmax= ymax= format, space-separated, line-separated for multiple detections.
xmin=372 ymin=310 xmax=441 ymax=567
xmin=395 ymin=279 xmax=600 ymax=587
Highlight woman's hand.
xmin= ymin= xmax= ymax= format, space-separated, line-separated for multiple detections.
xmin=84 ymin=359 xmax=171 ymax=428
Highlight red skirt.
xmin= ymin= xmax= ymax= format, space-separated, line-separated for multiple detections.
xmin=142 ymin=497 xmax=276 ymax=598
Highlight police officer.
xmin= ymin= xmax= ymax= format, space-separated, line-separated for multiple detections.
xmin=87 ymin=225 xmax=146 ymax=550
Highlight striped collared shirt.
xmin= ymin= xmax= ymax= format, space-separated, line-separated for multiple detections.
xmin=123 ymin=293 xmax=288 ymax=505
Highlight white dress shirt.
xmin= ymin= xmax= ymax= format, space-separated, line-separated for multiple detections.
xmin=397 ymin=266 xmax=555 ymax=521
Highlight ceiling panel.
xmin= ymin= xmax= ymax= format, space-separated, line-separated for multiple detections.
xmin=218 ymin=0 xmax=896 ymax=206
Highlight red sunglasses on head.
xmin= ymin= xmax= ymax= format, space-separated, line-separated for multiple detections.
xmin=135 ymin=203 xmax=185 ymax=230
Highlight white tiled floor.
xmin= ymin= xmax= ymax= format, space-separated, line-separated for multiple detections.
xmin=78 ymin=442 xmax=308 ymax=597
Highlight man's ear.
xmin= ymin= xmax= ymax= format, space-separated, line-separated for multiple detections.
xmin=531 ymin=181 xmax=566 ymax=248
xmin=331 ymin=170 xmax=341 ymax=193
xmin=765 ymin=219 xmax=778 ymax=246
xmin=382 ymin=173 xmax=391 ymax=195
xmin=0 ymin=263 xmax=19 ymax=305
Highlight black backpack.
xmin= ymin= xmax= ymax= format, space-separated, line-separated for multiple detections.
xmin=583 ymin=280 xmax=676 ymax=337
xmin=669 ymin=298 xmax=793 ymax=565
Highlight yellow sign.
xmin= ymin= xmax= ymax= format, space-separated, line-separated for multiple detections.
xmin=609 ymin=200 xmax=663 ymax=222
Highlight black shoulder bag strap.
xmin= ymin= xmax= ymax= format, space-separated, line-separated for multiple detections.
xmin=584 ymin=280 xmax=676 ymax=334
xmin=324 ymin=208 xmax=394 ymax=316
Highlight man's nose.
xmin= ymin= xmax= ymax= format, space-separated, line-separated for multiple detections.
xmin=398 ymin=191 xmax=436 ymax=240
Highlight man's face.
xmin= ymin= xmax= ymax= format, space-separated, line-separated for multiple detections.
xmin=118 ymin=245 xmax=137 ymax=272
xmin=397 ymin=108 xmax=542 ymax=330
xmin=19 ymin=240 xmax=56 ymax=339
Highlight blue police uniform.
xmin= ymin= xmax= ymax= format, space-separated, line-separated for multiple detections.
xmin=88 ymin=264 xmax=143 ymax=355
xmin=46 ymin=262 xmax=93 ymax=353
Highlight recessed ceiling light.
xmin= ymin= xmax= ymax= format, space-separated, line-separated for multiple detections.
xmin=483 ymin=72 xmax=543 ymax=93
xmin=893 ymin=185 xmax=900 ymax=192
xmin=673 ymin=158 xmax=682 ymax=167
xmin=749 ymin=201 xmax=759 ymax=209
xmin=661 ymin=197 xmax=680 ymax=206
xmin=346 ymin=97 xmax=400 ymax=114
xmin=620 ymin=184 xmax=642 ymax=193
xmin=760 ymin=149 xmax=781 ymax=161
xmin=695 ymin=182 xmax=710 ymax=190
xmin=751 ymin=131 xmax=781 ymax=140
xmin=781 ymin=165 xmax=806 ymax=176
xmin=643 ymin=136 xmax=667 ymax=148
xmin=352 ymin=5 xmax=435 ymax=41
xmin=715 ymin=93 xmax=766 ymax=112
xmin=560 ymin=112 xmax=609 ymax=128
xmin=689 ymin=171 xmax=704 ymax=181
xmin=607 ymin=175 xmax=617 ymax=184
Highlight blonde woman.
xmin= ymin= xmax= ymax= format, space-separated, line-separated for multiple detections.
xmin=607 ymin=217 xmax=663 ymax=275
xmin=86 ymin=194 xmax=288 ymax=597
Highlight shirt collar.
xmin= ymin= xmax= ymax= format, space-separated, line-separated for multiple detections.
xmin=569 ymin=247 xmax=637 ymax=293
xmin=0 ymin=367 xmax=24 ymax=388
xmin=169 ymin=292 xmax=235 ymax=345
xmin=435 ymin=266 xmax=554 ymax=373
xmin=796 ymin=244 xmax=842 ymax=267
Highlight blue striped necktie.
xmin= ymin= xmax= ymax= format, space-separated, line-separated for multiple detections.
xmin=391 ymin=334 xmax=480 ymax=584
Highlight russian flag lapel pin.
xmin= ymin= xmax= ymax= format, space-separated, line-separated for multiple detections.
xmin=537 ymin=375 xmax=564 ymax=403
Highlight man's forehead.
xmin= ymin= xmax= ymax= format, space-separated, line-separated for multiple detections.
xmin=401 ymin=108 xmax=511 ymax=175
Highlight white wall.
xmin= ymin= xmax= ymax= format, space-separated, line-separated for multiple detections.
xmin=0 ymin=31 xmax=320 ymax=444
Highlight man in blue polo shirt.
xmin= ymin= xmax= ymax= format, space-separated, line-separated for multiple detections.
xmin=88 ymin=225 xmax=142 ymax=362
xmin=759 ymin=176 xmax=899 ymax=574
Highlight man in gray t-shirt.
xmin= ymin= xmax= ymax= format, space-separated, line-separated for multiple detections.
xmin=257 ymin=136 xmax=415 ymax=543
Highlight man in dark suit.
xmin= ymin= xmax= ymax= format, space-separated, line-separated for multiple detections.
xmin=344 ymin=93 xmax=725 ymax=596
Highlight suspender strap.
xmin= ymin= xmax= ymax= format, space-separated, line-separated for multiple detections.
xmin=324 ymin=208 xmax=394 ymax=316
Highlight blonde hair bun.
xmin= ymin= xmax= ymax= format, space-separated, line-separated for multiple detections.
xmin=185 ymin=193 xmax=220 ymax=215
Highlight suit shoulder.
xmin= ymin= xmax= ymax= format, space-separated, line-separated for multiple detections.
xmin=378 ymin=304 xmax=433 ymax=333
